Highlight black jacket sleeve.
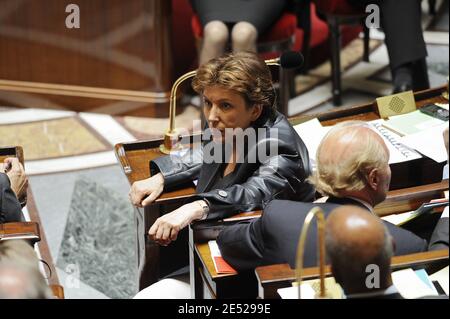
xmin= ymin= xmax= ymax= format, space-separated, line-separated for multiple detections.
xmin=199 ymin=140 xmax=313 ymax=220
xmin=0 ymin=173 xmax=25 ymax=223
xmin=150 ymin=145 xmax=203 ymax=188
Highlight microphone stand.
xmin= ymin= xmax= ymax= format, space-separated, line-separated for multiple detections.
xmin=160 ymin=70 xmax=197 ymax=154
xmin=295 ymin=206 xmax=328 ymax=299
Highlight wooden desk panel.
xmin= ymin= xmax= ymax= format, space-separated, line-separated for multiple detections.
xmin=115 ymin=138 xmax=200 ymax=289
xmin=256 ymin=249 xmax=449 ymax=299
xmin=375 ymin=180 xmax=449 ymax=216
xmin=0 ymin=222 xmax=40 ymax=245
xmin=50 ymin=285 xmax=65 ymax=299
xmin=115 ymin=139 xmax=197 ymax=203
xmin=0 ymin=0 xmax=174 ymax=113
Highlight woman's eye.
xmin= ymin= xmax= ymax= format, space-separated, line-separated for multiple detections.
xmin=203 ymin=100 xmax=212 ymax=107
xmin=221 ymin=103 xmax=232 ymax=110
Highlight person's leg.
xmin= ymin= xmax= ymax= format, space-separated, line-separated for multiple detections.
xmin=199 ymin=21 xmax=229 ymax=65
xmin=133 ymin=274 xmax=190 ymax=299
xmin=378 ymin=0 xmax=429 ymax=92
xmin=231 ymin=21 xmax=258 ymax=53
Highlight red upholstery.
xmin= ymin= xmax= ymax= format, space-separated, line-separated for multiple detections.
xmin=191 ymin=13 xmax=297 ymax=43
xmin=314 ymin=0 xmax=363 ymax=16
xmin=191 ymin=14 xmax=203 ymax=39
xmin=292 ymin=4 xmax=328 ymax=52
xmin=259 ymin=13 xmax=297 ymax=42
xmin=173 ymin=0 xmax=362 ymax=75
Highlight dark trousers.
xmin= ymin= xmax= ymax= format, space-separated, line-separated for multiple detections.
xmin=350 ymin=0 xmax=428 ymax=68
xmin=349 ymin=0 xmax=429 ymax=88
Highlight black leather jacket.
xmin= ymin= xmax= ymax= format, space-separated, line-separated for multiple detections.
xmin=150 ymin=111 xmax=315 ymax=220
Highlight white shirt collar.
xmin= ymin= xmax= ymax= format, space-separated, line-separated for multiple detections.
xmin=348 ymin=197 xmax=374 ymax=214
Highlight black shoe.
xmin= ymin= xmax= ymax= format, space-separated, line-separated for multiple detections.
xmin=393 ymin=82 xmax=413 ymax=94
xmin=411 ymin=58 xmax=430 ymax=92
xmin=392 ymin=63 xmax=414 ymax=94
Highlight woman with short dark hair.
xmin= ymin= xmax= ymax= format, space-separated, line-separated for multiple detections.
xmin=129 ymin=52 xmax=314 ymax=247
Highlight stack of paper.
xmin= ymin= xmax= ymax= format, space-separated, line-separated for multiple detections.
xmin=278 ymin=277 xmax=343 ymax=299
xmin=208 ymin=241 xmax=237 ymax=275
xmin=392 ymin=268 xmax=438 ymax=298
xmin=277 ymin=284 xmax=316 ymax=299
xmin=293 ymin=118 xmax=331 ymax=169
xmin=381 ymin=211 xmax=416 ymax=226
xmin=369 ymin=120 xmax=422 ymax=164
xmin=382 ymin=110 xmax=445 ymax=136
xmin=400 ymin=122 xmax=449 ymax=163
xmin=429 ymin=266 xmax=449 ymax=296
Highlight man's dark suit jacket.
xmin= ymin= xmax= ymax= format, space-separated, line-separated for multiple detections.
xmin=217 ymin=198 xmax=428 ymax=271
xmin=0 ymin=173 xmax=24 ymax=223
xmin=429 ymin=217 xmax=449 ymax=251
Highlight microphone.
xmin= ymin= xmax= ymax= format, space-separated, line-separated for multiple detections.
xmin=265 ymin=51 xmax=304 ymax=69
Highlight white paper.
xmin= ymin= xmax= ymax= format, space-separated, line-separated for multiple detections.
xmin=369 ymin=120 xmax=422 ymax=164
xmin=392 ymin=268 xmax=437 ymax=299
xmin=429 ymin=266 xmax=449 ymax=296
xmin=442 ymin=206 xmax=449 ymax=218
xmin=277 ymin=284 xmax=316 ymax=299
xmin=293 ymin=118 xmax=331 ymax=169
xmin=381 ymin=211 xmax=415 ymax=225
xmin=400 ymin=122 xmax=449 ymax=163
xmin=208 ymin=240 xmax=221 ymax=257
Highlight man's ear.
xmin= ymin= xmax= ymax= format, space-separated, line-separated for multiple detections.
xmin=367 ymin=168 xmax=379 ymax=191
xmin=251 ymin=104 xmax=263 ymax=121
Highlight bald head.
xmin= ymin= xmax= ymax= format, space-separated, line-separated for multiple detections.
xmin=325 ymin=205 xmax=393 ymax=294
xmin=318 ymin=124 xmax=388 ymax=168
xmin=0 ymin=240 xmax=52 ymax=299
xmin=326 ymin=206 xmax=387 ymax=261
xmin=310 ymin=121 xmax=391 ymax=206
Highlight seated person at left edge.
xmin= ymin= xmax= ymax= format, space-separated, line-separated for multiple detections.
xmin=0 ymin=158 xmax=27 ymax=223
xmin=129 ymin=52 xmax=315 ymax=246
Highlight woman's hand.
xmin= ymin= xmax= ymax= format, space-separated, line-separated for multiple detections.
xmin=148 ymin=201 xmax=206 ymax=246
xmin=129 ymin=173 xmax=164 ymax=207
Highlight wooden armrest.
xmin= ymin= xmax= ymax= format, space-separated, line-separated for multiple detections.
xmin=256 ymin=249 xmax=450 ymax=283
xmin=0 ymin=146 xmax=24 ymax=166
xmin=49 ymin=285 xmax=65 ymax=299
xmin=375 ymin=180 xmax=449 ymax=217
xmin=0 ymin=222 xmax=41 ymax=244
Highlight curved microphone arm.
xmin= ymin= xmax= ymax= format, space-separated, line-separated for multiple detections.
xmin=160 ymin=70 xmax=197 ymax=154
xmin=295 ymin=206 xmax=327 ymax=299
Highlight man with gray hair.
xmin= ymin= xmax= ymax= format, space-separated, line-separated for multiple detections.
xmin=217 ymin=121 xmax=427 ymax=272
xmin=325 ymin=205 xmax=400 ymax=299
xmin=0 ymin=240 xmax=52 ymax=299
